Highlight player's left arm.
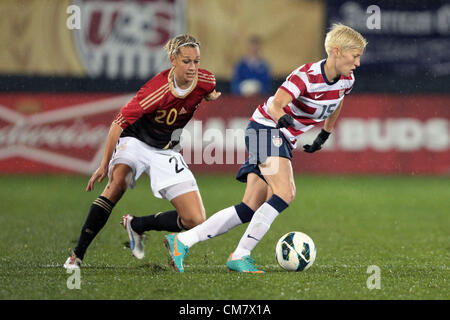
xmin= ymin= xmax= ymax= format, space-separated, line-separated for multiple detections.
xmin=303 ymin=99 xmax=344 ymax=153
xmin=204 ymin=89 xmax=221 ymax=101
xmin=199 ymin=70 xmax=221 ymax=101
xmin=323 ymin=99 xmax=344 ymax=132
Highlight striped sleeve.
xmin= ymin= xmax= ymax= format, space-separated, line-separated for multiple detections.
xmin=138 ymin=83 xmax=170 ymax=111
xmin=280 ymin=72 xmax=306 ymax=100
xmin=198 ymin=69 xmax=216 ymax=94
xmin=113 ymin=96 xmax=144 ymax=130
xmin=113 ymin=80 xmax=169 ymax=129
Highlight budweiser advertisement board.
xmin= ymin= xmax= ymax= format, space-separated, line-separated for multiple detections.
xmin=0 ymin=93 xmax=448 ymax=175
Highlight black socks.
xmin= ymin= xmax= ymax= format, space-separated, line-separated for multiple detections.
xmin=131 ymin=210 xmax=185 ymax=234
xmin=73 ymin=199 xmax=185 ymax=260
xmin=74 ymin=196 xmax=115 ymax=260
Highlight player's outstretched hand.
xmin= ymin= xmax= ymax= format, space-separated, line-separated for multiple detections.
xmin=205 ymin=90 xmax=221 ymax=101
xmin=86 ymin=166 xmax=108 ymax=192
xmin=276 ymin=114 xmax=294 ymax=129
xmin=303 ymin=129 xmax=331 ymax=153
xmin=303 ymin=143 xmax=322 ymax=153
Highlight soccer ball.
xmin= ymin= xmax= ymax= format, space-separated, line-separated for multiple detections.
xmin=275 ymin=231 xmax=316 ymax=272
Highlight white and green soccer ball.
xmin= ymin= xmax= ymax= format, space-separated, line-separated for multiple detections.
xmin=275 ymin=231 xmax=316 ymax=272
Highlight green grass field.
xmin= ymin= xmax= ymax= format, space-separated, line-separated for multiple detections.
xmin=0 ymin=174 xmax=448 ymax=300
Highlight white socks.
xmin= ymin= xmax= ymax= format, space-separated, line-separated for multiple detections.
xmin=176 ymin=195 xmax=288 ymax=261
xmin=232 ymin=202 xmax=279 ymax=259
xmin=177 ymin=206 xmax=243 ymax=247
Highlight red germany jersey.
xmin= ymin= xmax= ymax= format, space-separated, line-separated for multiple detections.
xmin=114 ymin=68 xmax=216 ymax=149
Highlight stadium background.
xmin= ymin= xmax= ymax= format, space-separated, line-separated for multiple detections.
xmin=1 ymin=0 xmax=448 ymax=175
xmin=0 ymin=0 xmax=448 ymax=302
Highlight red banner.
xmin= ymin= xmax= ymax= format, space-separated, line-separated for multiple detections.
xmin=188 ymin=94 xmax=450 ymax=175
xmin=0 ymin=93 xmax=448 ymax=175
xmin=0 ymin=93 xmax=132 ymax=173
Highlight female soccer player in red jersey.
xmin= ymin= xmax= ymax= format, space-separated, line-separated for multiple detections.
xmin=64 ymin=34 xmax=221 ymax=269
xmin=164 ymin=24 xmax=367 ymax=273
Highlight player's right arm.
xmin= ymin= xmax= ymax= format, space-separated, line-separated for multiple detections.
xmin=86 ymin=122 xmax=123 ymax=192
xmin=85 ymin=75 xmax=163 ymax=191
xmin=269 ymin=69 xmax=306 ymax=128
xmin=268 ymin=88 xmax=294 ymax=127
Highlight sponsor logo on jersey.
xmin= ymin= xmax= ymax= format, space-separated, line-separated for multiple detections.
xmin=314 ymin=93 xmax=324 ymax=99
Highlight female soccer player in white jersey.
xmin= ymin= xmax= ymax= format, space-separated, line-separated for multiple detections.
xmin=63 ymin=34 xmax=221 ymax=269
xmin=164 ymin=24 xmax=368 ymax=273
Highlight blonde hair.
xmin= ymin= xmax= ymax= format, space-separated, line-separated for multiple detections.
xmin=164 ymin=34 xmax=200 ymax=59
xmin=324 ymin=24 xmax=367 ymax=56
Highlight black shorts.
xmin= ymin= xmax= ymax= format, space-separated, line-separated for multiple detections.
xmin=236 ymin=121 xmax=293 ymax=183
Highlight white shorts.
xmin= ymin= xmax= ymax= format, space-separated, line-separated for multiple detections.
xmin=108 ymin=137 xmax=198 ymax=200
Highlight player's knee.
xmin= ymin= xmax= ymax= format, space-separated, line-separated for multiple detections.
xmin=290 ymin=184 xmax=296 ymax=203
xmin=104 ymin=179 xmax=128 ymax=201
xmin=114 ymin=178 xmax=129 ymax=192
xmin=179 ymin=204 xmax=206 ymax=229
xmin=181 ymin=214 xmax=205 ymax=230
xmin=275 ymin=186 xmax=296 ymax=205
xmin=195 ymin=214 xmax=206 ymax=226
xmin=283 ymin=192 xmax=296 ymax=205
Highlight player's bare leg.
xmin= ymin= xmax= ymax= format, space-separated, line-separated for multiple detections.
xmin=259 ymin=157 xmax=295 ymax=205
xmin=65 ymin=164 xmax=132 ymax=268
xmin=227 ymin=157 xmax=294 ymax=273
xmin=101 ymin=164 xmax=132 ymax=203
xmin=242 ymin=173 xmax=271 ymax=211
xmin=165 ymin=174 xmax=268 ymax=272
xmin=170 ymin=190 xmax=206 ymax=229
xmin=177 ymin=172 xmax=269 ymax=248
xmin=162 ymin=190 xmax=205 ymax=271
xmin=123 ymin=188 xmax=205 ymax=261
xmin=129 ymin=185 xmax=204 ymax=234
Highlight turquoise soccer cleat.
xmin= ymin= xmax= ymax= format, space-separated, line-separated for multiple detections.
xmin=164 ymin=233 xmax=189 ymax=272
xmin=226 ymin=254 xmax=265 ymax=274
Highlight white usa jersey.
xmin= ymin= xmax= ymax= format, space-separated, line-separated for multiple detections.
xmin=250 ymin=59 xmax=355 ymax=148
